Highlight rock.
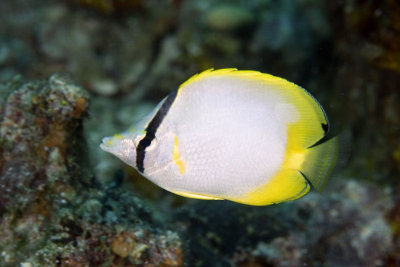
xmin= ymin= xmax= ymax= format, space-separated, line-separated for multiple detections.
xmin=175 ymin=179 xmax=395 ymax=266
xmin=0 ymin=75 xmax=183 ymax=267
xmin=0 ymin=74 xmax=90 ymax=209
xmin=1 ymin=0 xmax=400 ymax=266
xmin=205 ymin=5 xmax=254 ymax=31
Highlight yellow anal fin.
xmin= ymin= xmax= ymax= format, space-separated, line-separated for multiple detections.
xmin=233 ymin=169 xmax=310 ymax=206
xmin=170 ymin=190 xmax=223 ymax=200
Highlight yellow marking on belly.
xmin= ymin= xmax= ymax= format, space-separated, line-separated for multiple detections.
xmin=173 ymin=136 xmax=186 ymax=175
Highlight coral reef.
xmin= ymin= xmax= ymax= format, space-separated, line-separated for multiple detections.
xmin=70 ymin=0 xmax=143 ymax=16
xmin=0 ymin=0 xmax=399 ymax=266
xmin=0 ymin=76 xmax=182 ymax=266
xmin=175 ymin=180 xmax=394 ymax=266
xmin=0 ymin=74 xmax=90 ymax=209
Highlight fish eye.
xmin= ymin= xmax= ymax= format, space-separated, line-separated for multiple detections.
xmin=134 ymin=134 xmax=145 ymax=148
xmin=147 ymin=137 xmax=158 ymax=151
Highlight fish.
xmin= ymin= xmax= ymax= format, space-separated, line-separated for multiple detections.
xmin=100 ymin=68 xmax=338 ymax=206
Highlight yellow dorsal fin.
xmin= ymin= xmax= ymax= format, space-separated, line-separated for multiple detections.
xmin=180 ymin=68 xmax=328 ymax=149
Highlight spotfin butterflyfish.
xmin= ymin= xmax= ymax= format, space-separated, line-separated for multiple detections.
xmin=100 ymin=69 xmax=338 ymax=206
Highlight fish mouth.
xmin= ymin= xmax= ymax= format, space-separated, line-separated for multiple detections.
xmin=100 ymin=135 xmax=137 ymax=167
xmin=100 ymin=136 xmax=124 ymax=156
xmin=100 ymin=136 xmax=113 ymax=152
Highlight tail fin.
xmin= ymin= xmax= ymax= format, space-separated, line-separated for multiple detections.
xmin=301 ymin=136 xmax=339 ymax=192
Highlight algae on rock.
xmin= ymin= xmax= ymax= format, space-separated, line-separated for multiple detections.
xmin=0 ymin=75 xmax=183 ymax=266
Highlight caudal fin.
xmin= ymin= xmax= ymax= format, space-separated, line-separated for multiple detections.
xmin=301 ymin=136 xmax=339 ymax=192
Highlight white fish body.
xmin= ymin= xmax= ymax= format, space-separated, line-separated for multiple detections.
xmin=101 ymin=69 xmax=338 ymax=206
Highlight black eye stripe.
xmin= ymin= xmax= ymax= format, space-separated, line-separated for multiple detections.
xmin=136 ymin=89 xmax=178 ymax=173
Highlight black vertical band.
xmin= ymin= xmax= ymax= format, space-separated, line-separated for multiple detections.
xmin=136 ymin=89 xmax=178 ymax=173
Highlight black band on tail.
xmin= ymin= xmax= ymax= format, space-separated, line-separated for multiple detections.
xmin=308 ymin=123 xmax=334 ymax=149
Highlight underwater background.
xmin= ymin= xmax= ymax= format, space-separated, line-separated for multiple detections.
xmin=0 ymin=0 xmax=399 ymax=266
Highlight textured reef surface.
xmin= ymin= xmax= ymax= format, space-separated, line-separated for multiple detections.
xmin=0 ymin=76 xmax=182 ymax=266
xmin=0 ymin=0 xmax=400 ymax=266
